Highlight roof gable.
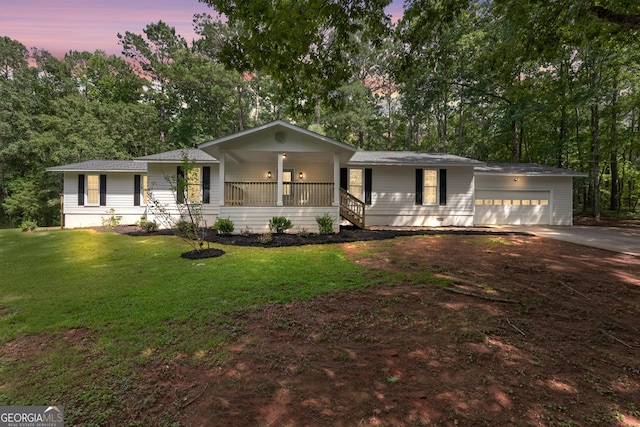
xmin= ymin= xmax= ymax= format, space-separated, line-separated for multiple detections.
xmin=198 ymin=121 xmax=356 ymax=161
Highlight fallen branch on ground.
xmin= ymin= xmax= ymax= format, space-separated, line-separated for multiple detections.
xmin=179 ymin=383 xmax=210 ymax=408
xmin=507 ymin=318 xmax=526 ymax=336
xmin=600 ymin=329 xmax=633 ymax=349
xmin=443 ymin=287 xmax=522 ymax=305
xmin=558 ymin=281 xmax=589 ymax=299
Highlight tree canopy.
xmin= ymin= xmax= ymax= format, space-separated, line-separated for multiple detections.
xmin=1 ymin=0 xmax=639 ymax=226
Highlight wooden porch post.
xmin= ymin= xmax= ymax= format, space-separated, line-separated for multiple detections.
xmin=277 ymin=153 xmax=284 ymax=206
xmin=333 ymin=153 xmax=340 ymax=206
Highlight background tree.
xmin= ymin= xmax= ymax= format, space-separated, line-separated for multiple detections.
xmin=198 ymin=0 xmax=392 ymax=114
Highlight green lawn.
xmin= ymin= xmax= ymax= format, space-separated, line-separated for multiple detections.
xmin=0 ymin=228 xmax=378 ymax=425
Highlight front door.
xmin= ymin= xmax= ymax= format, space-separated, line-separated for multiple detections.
xmin=283 ymin=169 xmax=293 ymax=205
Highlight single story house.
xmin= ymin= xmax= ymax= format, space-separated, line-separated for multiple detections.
xmin=47 ymin=120 xmax=586 ymax=232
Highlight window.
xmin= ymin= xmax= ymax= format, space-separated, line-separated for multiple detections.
xmin=80 ymin=174 xmax=106 ymax=206
xmin=187 ymin=168 xmax=201 ymax=202
xmin=475 ymin=199 xmax=484 ymax=205
xmin=177 ymin=166 xmax=210 ymax=204
xmin=416 ymin=169 xmax=446 ymax=205
xmin=143 ymin=175 xmax=148 ymax=205
xmin=341 ymin=168 xmax=372 ymax=204
xmin=134 ymin=175 xmax=148 ymax=206
xmin=87 ymin=175 xmax=100 ymax=205
xmin=349 ymin=168 xmax=363 ymax=200
xmin=423 ymin=170 xmax=438 ymax=204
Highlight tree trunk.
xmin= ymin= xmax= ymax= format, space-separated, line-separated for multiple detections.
xmin=457 ymin=102 xmax=464 ymax=154
xmin=511 ymin=120 xmax=520 ymax=163
xmin=558 ymin=106 xmax=567 ymax=168
xmin=408 ymin=116 xmax=414 ymax=151
xmin=236 ymin=85 xmax=244 ymax=131
xmin=590 ymin=103 xmax=600 ymax=220
xmin=609 ymin=79 xmax=620 ymax=211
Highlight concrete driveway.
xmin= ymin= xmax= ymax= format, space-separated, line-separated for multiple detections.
xmin=503 ymin=225 xmax=640 ymax=257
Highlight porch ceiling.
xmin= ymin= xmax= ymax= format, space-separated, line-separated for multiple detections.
xmin=224 ymin=150 xmax=336 ymax=164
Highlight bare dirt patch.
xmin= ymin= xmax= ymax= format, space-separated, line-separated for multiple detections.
xmin=6 ymin=225 xmax=639 ymax=426
xmin=158 ymin=233 xmax=640 ymax=426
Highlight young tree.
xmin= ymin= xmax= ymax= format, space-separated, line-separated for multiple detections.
xmin=146 ymin=154 xmax=209 ymax=253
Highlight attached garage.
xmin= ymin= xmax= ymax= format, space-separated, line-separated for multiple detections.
xmin=474 ymin=163 xmax=587 ymax=226
xmin=475 ymin=190 xmax=551 ymax=225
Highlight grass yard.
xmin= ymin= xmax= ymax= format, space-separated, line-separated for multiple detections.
xmin=1 ymin=227 xmax=639 ymax=426
xmin=0 ymin=228 xmax=376 ymax=425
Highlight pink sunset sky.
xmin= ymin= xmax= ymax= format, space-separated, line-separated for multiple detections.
xmin=2 ymin=0 xmax=405 ymax=58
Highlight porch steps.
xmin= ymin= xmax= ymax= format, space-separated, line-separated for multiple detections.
xmin=339 ymin=188 xmax=366 ymax=229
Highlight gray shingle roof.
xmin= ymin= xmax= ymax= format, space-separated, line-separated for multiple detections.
xmin=475 ymin=163 xmax=587 ymax=176
xmin=46 ymin=160 xmax=146 ymax=172
xmin=136 ymin=149 xmax=218 ymax=163
xmin=349 ymin=151 xmax=484 ymax=166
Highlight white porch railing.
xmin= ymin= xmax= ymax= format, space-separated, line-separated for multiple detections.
xmin=224 ymin=182 xmax=334 ymax=207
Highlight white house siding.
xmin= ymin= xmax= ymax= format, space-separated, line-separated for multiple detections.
xmin=474 ymin=175 xmax=574 ymax=225
xmin=364 ymin=165 xmax=475 ymax=227
xmin=62 ymin=172 xmax=147 ymax=228
xmin=219 ymin=206 xmax=340 ymax=234
xmin=145 ymin=163 xmax=220 ymax=228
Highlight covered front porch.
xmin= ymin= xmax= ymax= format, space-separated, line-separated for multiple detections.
xmin=217 ymin=151 xmax=357 ymax=233
xmin=198 ymin=120 xmax=363 ymax=233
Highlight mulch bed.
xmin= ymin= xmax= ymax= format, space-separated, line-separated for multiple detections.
xmin=99 ymin=224 xmax=531 ymax=248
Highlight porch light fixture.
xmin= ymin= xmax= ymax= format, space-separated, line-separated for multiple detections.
xmin=268 ymin=171 xmax=272 ymax=179
xmin=513 ymin=177 xmax=519 ymax=182
xmin=299 ymin=172 xmax=303 ymax=179
xmin=283 ymin=153 xmax=287 ymax=159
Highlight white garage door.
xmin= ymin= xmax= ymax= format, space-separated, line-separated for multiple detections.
xmin=474 ymin=190 xmax=551 ymax=225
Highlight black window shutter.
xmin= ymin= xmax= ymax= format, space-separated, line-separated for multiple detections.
xmin=340 ymin=168 xmax=347 ymax=190
xmin=364 ymin=168 xmax=372 ymax=205
xmin=177 ymin=166 xmax=185 ymax=204
xmin=203 ymin=166 xmax=211 ymax=204
xmin=99 ymin=175 xmax=107 ymax=206
xmin=134 ymin=175 xmax=141 ymax=206
xmin=415 ymin=169 xmax=423 ymax=205
xmin=78 ymin=174 xmax=85 ymax=206
xmin=439 ymin=169 xmax=447 ymax=205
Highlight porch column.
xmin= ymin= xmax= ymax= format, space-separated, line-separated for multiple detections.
xmin=333 ymin=153 xmax=340 ymax=206
xmin=218 ymin=153 xmax=226 ymax=206
xmin=277 ymin=153 xmax=284 ymax=206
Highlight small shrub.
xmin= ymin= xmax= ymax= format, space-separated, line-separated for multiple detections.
xmin=174 ymin=220 xmax=194 ymax=236
xmin=212 ymin=217 xmax=235 ymax=236
xmin=20 ymin=219 xmax=37 ymax=232
xmin=257 ymin=233 xmax=273 ymax=244
xmin=298 ymin=228 xmax=310 ymax=238
xmin=241 ymin=227 xmax=253 ymax=237
xmin=101 ymin=208 xmax=121 ymax=228
xmin=136 ymin=217 xmax=158 ymax=233
xmin=268 ymin=216 xmax=293 ymax=234
xmin=316 ymin=213 xmax=334 ymax=234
